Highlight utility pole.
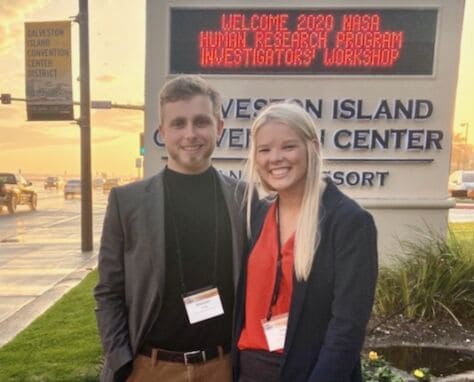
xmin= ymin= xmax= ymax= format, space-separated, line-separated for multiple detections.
xmin=77 ymin=0 xmax=93 ymax=252
xmin=460 ymin=122 xmax=470 ymax=169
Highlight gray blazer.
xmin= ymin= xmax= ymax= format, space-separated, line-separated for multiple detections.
xmin=94 ymin=169 xmax=245 ymax=382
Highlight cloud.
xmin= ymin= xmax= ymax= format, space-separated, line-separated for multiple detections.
xmin=95 ymin=74 xmax=117 ymax=83
xmin=0 ymin=123 xmax=122 ymax=150
xmin=0 ymin=0 xmax=50 ymax=53
xmin=0 ymin=102 xmax=26 ymax=124
xmin=0 ymin=105 xmax=141 ymax=149
xmin=91 ymin=108 xmax=144 ymax=133
xmin=0 ymin=25 xmax=10 ymax=52
xmin=0 ymin=126 xmax=76 ymax=149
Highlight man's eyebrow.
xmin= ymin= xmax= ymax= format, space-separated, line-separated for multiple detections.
xmin=169 ymin=116 xmax=186 ymax=123
xmin=193 ymin=114 xmax=212 ymax=120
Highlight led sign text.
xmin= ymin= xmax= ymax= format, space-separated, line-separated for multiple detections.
xmin=200 ymin=13 xmax=402 ymax=69
xmin=170 ymin=9 xmax=437 ymax=74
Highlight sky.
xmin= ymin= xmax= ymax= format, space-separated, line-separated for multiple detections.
xmin=0 ymin=0 xmax=473 ymax=177
xmin=0 ymin=0 xmax=145 ymax=177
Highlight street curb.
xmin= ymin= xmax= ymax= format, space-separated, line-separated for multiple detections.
xmin=0 ymin=252 xmax=98 ymax=348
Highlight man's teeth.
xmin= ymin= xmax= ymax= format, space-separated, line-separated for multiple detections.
xmin=182 ymin=145 xmax=200 ymax=151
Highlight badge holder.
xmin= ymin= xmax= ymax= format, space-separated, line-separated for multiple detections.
xmin=182 ymin=286 xmax=224 ymax=324
xmin=261 ymin=312 xmax=288 ymax=352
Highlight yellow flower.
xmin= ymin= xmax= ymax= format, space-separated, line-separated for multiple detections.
xmin=368 ymin=351 xmax=379 ymax=361
xmin=413 ymin=369 xmax=425 ymax=379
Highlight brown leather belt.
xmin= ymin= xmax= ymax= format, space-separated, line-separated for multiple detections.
xmin=139 ymin=344 xmax=231 ymax=365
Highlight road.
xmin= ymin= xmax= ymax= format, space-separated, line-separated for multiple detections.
xmin=0 ymin=184 xmax=108 ymax=244
xmin=1 ymin=185 xmax=473 ymax=242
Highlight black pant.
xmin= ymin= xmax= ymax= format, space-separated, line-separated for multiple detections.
xmin=238 ymin=349 xmax=281 ymax=382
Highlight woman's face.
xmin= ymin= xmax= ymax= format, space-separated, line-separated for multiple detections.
xmin=254 ymin=121 xmax=308 ymax=198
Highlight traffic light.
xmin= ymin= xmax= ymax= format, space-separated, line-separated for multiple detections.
xmin=1 ymin=94 xmax=11 ymax=104
xmin=139 ymin=132 xmax=145 ymax=156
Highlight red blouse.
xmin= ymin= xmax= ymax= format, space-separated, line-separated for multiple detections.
xmin=238 ymin=202 xmax=295 ymax=352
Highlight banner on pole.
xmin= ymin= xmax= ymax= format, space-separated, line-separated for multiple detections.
xmin=25 ymin=21 xmax=74 ymax=121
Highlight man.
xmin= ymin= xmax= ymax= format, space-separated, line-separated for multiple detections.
xmin=94 ymin=75 xmax=245 ymax=382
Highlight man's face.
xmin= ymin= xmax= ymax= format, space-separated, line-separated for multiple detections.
xmin=159 ymin=94 xmax=223 ymax=175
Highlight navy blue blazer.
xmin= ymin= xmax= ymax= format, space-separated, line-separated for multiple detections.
xmin=233 ymin=179 xmax=378 ymax=382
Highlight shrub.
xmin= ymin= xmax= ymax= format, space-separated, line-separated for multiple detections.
xmin=374 ymin=227 xmax=474 ymax=324
xmin=362 ymin=351 xmax=404 ymax=382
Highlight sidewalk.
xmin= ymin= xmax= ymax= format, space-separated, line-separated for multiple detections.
xmin=455 ymin=202 xmax=474 ymax=209
xmin=0 ymin=217 xmax=101 ymax=347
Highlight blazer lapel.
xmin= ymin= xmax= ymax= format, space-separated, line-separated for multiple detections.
xmin=215 ymin=171 xmax=244 ymax=291
xmin=282 ymin=180 xmax=336 ymax=367
xmin=143 ymin=171 xmax=166 ymax=296
xmin=282 ymin=273 xmax=309 ymax=367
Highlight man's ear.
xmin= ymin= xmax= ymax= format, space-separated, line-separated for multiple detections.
xmin=158 ymin=124 xmax=165 ymax=141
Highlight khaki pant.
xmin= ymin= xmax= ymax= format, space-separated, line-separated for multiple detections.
xmin=127 ymin=353 xmax=232 ymax=382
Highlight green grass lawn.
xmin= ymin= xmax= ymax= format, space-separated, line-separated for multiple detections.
xmin=449 ymin=221 xmax=474 ymax=242
xmin=0 ymin=271 xmax=102 ymax=382
xmin=0 ymin=222 xmax=471 ymax=381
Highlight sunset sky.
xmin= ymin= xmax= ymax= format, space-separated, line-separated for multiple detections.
xmin=0 ymin=0 xmax=473 ymax=177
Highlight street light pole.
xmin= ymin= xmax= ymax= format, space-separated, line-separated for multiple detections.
xmin=78 ymin=0 xmax=93 ymax=252
xmin=460 ymin=122 xmax=469 ymax=144
xmin=460 ymin=122 xmax=470 ymax=169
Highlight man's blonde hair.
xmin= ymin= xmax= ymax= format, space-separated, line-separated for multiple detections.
xmin=159 ymin=75 xmax=222 ymax=121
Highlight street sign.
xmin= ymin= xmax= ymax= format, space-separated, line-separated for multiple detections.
xmin=25 ymin=21 xmax=74 ymax=121
xmin=1 ymin=94 xmax=11 ymax=104
xmin=139 ymin=132 xmax=145 ymax=155
xmin=91 ymin=100 xmax=112 ymax=109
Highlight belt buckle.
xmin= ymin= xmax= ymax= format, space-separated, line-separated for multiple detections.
xmin=183 ymin=350 xmax=206 ymax=365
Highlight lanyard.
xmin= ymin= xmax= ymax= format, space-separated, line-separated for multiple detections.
xmin=266 ymin=197 xmax=284 ymax=321
xmin=163 ymin=169 xmax=219 ymax=295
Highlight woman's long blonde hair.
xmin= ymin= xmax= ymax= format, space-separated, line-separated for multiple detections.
xmin=245 ymin=102 xmax=324 ymax=281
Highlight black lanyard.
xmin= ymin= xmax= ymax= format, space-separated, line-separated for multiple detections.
xmin=163 ymin=169 xmax=219 ymax=295
xmin=266 ymin=197 xmax=284 ymax=321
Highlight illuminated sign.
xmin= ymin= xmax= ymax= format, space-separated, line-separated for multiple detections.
xmin=170 ymin=8 xmax=437 ymax=75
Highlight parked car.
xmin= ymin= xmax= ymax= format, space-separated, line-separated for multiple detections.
xmin=64 ymin=179 xmax=81 ymax=199
xmin=0 ymin=172 xmax=37 ymax=214
xmin=44 ymin=176 xmax=65 ymax=190
xmin=448 ymin=170 xmax=474 ymax=198
xmin=103 ymin=178 xmax=122 ymax=194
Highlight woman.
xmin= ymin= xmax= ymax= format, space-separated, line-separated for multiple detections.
xmin=233 ymin=103 xmax=378 ymax=382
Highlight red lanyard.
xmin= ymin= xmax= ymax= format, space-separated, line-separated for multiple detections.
xmin=266 ymin=198 xmax=284 ymax=321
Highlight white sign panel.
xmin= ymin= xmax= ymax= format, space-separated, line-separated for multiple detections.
xmin=145 ymin=0 xmax=465 ymax=260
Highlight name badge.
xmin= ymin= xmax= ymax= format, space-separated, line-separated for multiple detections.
xmin=261 ymin=313 xmax=289 ymax=352
xmin=182 ymin=287 xmax=224 ymax=324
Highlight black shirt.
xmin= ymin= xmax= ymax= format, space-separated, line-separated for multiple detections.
xmin=146 ymin=166 xmax=234 ymax=351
